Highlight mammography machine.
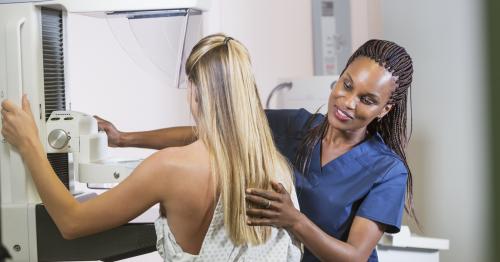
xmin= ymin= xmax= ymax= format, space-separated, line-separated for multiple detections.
xmin=0 ymin=1 xmax=209 ymax=261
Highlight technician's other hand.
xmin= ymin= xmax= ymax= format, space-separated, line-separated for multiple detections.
xmin=246 ymin=181 xmax=302 ymax=230
xmin=1 ymin=95 xmax=41 ymax=153
xmin=94 ymin=115 xmax=122 ymax=147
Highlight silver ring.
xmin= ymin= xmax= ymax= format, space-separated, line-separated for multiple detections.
xmin=265 ymin=200 xmax=272 ymax=209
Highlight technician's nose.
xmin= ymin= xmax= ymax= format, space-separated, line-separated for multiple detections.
xmin=343 ymin=94 xmax=356 ymax=110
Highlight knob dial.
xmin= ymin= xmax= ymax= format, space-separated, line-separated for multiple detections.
xmin=48 ymin=129 xmax=70 ymax=149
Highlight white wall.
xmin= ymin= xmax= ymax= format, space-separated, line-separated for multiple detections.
xmin=350 ymin=0 xmax=383 ymax=48
xmin=204 ymin=0 xmax=314 ymax=102
xmin=380 ymin=1 xmax=488 ymax=262
xmin=205 ymin=0 xmax=381 ymax=103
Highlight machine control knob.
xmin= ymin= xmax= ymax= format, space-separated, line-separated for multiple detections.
xmin=48 ymin=129 xmax=70 ymax=149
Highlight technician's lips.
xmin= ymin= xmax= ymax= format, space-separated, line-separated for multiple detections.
xmin=333 ymin=106 xmax=353 ymax=121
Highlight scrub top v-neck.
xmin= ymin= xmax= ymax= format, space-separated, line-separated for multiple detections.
xmin=266 ymin=109 xmax=408 ymax=262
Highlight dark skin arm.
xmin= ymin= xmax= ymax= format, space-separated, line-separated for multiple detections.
xmin=94 ymin=116 xmax=197 ymax=150
xmin=246 ymin=181 xmax=385 ymax=262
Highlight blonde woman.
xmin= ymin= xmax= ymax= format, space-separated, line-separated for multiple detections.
xmin=1 ymin=34 xmax=301 ymax=261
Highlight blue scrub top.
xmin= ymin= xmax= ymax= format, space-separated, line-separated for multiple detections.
xmin=266 ymin=109 xmax=407 ymax=262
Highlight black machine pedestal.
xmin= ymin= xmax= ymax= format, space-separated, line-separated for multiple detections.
xmin=36 ymin=204 xmax=156 ymax=261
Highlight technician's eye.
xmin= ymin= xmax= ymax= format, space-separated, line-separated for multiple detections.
xmin=343 ymin=82 xmax=352 ymax=91
xmin=361 ymin=97 xmax=376 ymax=105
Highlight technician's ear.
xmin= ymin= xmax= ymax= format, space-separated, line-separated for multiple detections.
xmin=378 ymin=103 xmax=393 ymax=119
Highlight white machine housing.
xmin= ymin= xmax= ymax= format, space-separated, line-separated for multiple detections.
xmin=45 ymin=111 xmax=140 ymax=185
xmin=377 ymin=226 xmax=450 ymax=262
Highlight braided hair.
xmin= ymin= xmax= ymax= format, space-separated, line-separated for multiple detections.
xmin=294 ymin=39 xmax=417 ymax=221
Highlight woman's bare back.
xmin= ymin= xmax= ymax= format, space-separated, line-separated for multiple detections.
xmin=156 ymin=140 xmax=217 ymax=255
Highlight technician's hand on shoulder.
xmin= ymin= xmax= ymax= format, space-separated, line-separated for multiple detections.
xmin=1 ymin=95 xmax=40 ymax=153
xmin=246 ymin=181 xmax=303 ymax=230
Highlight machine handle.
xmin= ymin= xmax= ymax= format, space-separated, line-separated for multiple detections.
xmin=6 ymin=17 xmax=26 ymax=104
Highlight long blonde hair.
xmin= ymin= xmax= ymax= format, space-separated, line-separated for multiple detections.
xmin=185 ymin=34 xmax=293 ymax=245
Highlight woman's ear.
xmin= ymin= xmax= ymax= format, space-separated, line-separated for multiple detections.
xmin=187 ymin=81 xmax=198 ymax=101
xmin=192 ymin=85 xmax=199 ymax=104
xmin=187 ymin=81 xmax=200 ymax=118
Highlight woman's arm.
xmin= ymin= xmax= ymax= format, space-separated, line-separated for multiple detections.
xmin=94 ymin=116 xmax=196 ymax=150
xmin=246 ymin=182 xmax=384 ymax=262
xmin=1 ymin=97 xmax=175 ymax=239
xmin=23 ymin=145 xmax=169 ymax=239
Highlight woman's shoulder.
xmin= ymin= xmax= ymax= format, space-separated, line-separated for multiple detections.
xmin=144 ymin=141 xmax=211 ymax=183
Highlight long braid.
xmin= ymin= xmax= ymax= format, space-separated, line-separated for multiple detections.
xmin=294 ymin=115 xmax=328 ymax=175
xmin=294 ymin=39 xmax=418 ymax=223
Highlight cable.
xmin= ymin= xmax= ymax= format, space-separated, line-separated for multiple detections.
xmin=265 ymin=82 xmax=293 ymax=109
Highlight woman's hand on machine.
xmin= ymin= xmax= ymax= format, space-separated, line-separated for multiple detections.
xmin=94 ymin=115 xmax=122 ymax=147
xmin=246 ymin=181 xmax=303 ymax=230
xmin=1 ymin=95 xmax=41 ymax=154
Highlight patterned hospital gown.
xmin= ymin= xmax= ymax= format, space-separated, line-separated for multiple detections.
xmin=155 ymin=191 xmax=302 ymax=261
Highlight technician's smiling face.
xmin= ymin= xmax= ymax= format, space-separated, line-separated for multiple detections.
xmin=327 ymin=56 xmax=396 ymax=132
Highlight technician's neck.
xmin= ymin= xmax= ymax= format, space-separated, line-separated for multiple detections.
xmin=323 ymin=124 xmax=367 ymax=148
